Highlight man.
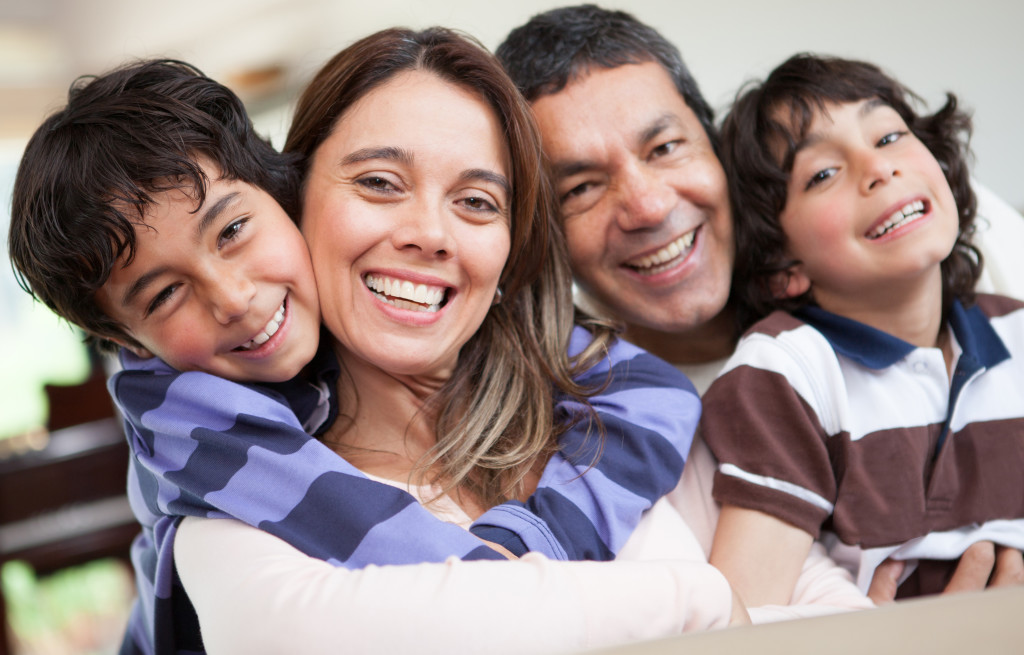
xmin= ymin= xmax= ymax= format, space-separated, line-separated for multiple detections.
xmin=497 ymin=5 xmax=736 ymax=393
xmin=497 ymin=2 xmax=1023 ymax=609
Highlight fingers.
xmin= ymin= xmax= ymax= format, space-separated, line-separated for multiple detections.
xmin=943 ymin=541 xmax=995 ymax=594
xmin=866 ymin=558 xmax=905 ymax=606
xmin=989 ymin=546 xmax=1024 ymax=588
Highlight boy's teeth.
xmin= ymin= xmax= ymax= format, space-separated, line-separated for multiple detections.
xmin=627 ymin=230 xmax=696 ymax=273
xmin=869 ymin=200 xmax=926 ymax=239
xmin=365 ymin=274 xmax=446 ymax=312
xmin=237 ymin=302 xmax=286 ymax=350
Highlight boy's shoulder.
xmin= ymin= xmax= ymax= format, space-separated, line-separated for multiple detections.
xmin=972 ymin=292 xmax=1024 ymax=319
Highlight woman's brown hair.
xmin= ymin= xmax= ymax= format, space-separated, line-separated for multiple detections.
xmin=285 ymin=27 xmax=614 ymax=506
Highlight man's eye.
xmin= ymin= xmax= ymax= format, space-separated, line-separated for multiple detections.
xmin=650 ymin=140 xmax=681 ymax=159
xmin=562 ymin=181 xmax=593 ymax=201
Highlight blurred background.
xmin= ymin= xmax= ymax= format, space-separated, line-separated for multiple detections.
xmin=1 ymin=0 xmax=1021 ymax=652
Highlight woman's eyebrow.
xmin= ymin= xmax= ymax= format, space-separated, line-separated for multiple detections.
xmin=340 ymin=146 xmax=413 ymax=167
xmin=459 ymin=169 xmax=510 ymax=196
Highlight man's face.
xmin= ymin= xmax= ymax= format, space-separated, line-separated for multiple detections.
xmin=531 ymin=61 xmax=734 ymax=341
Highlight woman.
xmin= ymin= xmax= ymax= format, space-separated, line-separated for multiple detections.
xmin=173 ymin=27 xmax=746 ymax=653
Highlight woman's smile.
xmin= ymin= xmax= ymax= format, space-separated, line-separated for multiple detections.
xmin=300 ymin=69 xmax=511 ymax=378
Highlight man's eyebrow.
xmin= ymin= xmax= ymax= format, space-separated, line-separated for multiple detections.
xmin=340 ymin=146 xmax=413 ymax=167
xmin=195 ymin=191 xmax=241 ymax=239
xmin=550 ymin=159 xmax=596 ymax=180
xmin=637 ymin=113 xmax=678 ymax=147
xmin=460 ymin=168 xmax=510 ymax=197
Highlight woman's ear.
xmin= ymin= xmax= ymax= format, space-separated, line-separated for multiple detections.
xmin=769 ymin=265 xmax=812 ymax=299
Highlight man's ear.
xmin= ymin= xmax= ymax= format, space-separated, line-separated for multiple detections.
xmin=769 ymin=265 xmax=812 ymax=299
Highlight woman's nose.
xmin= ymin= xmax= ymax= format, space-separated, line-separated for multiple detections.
xmin=391 ymin=201 xmax=456 ymax=257
xmin=615 ymin=164 xmax=674 ymax=231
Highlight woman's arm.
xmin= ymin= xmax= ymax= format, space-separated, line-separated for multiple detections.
xmin=175 ymin=517 xmax=741 ymax=655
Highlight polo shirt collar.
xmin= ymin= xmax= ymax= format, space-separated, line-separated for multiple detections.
xmin=795 ymin=300 xmax=1010 ymax=371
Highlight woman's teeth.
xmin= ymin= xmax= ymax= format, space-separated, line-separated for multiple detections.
xmin=365 ymin=274 xmax=446 ymax=312
xmin=868 ymin=200 xmax=926 ymax=239
xmin=627 ymin=230 xmax=696 ymax=274
xmin=236 ymin=302 xmax=285 ymax=351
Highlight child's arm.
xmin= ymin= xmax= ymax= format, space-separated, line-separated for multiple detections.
xmin=112 ymin=352 xmax=506 ymax=567
xmin=699 ymin=324 xmax=841 ymax=608
xmin=710 ymin=505 xmax=815 ymax=606
xmin=470 ymin=327 xmax=698 ymax=559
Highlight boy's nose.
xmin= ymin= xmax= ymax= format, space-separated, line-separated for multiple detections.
xmin=210 ymin=275 xmax=256 ymax=324
xmin=860 ymin=151 xmax=899 ymax=193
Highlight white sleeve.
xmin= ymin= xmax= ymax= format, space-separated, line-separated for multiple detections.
xmin=972 ymin=180 xmax=1024 ymax=298
xmin=174 ymin=516 xmax=734 ymax=655
xmin=671 ymin=435 xmax=874 ymax=622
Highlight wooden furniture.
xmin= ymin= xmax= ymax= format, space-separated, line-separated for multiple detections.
xmin=0 ymin=361 xmax=135 ymax=655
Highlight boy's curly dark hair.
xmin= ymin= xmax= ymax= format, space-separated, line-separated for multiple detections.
xmin=9 ymin=59 xmax=299 ymax=352
xmin=721 ymin=53 xmax=980 ymax=331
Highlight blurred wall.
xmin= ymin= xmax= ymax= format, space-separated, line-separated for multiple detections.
xmin=3 ymin=0 xmax=1022 ymax=208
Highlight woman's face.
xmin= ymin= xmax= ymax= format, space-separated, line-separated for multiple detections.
xmin=301 ymin=70 xmax=512 ymax=380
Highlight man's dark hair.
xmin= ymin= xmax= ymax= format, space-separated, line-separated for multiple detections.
xmin=9 ymin=58 xmax=299 ymax=352
xmin=721 ymin=53 xmax=980 ymax=330
xmin=496 ymin=4 xmax=717 ymax=147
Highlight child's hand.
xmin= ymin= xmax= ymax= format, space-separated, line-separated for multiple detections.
xmin=480 ymin=539 xmax=518 ymax=559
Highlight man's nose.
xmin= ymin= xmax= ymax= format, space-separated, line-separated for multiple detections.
xmin=615 ymin=164 xmax=674 ymax=231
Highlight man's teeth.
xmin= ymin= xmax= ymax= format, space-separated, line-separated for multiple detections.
xmin=868 ymin=200 xmax=926 ymax=239
xmin=365 ymin=274 xmax=445 ymax=312
xmin=628 ymin=231 xmax=696 ymax=273
xmin=237 ymin=302 xmax=285 ymax=351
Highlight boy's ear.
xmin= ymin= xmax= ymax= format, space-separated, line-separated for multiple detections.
xmin=770 ymin=265 xmax=812 ymax=299
xmin=104 ymin=335 xmax=154 ymax=359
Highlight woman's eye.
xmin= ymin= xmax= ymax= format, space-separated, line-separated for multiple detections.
xmin=146 ymin=284 xmax=179 ymax=316
xmin=219 ymin=218 xmax=249 ymax=247
xmin=805 ymin=168 xmax=836 ymax=190
xmin=358 ymin=176 xmax=395 ymax=192
xmin=878 ymin=131 xmax=907 ymax=147
xmin=461 ymin=196 xmax=497 ymax=212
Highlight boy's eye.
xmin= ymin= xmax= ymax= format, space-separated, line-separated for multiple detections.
xmin=219 ymin=218 xmax=249 ymax=247
xmin=877 ymin=131 xmax=907 ymax=147
xmin=805 ymin=168 xmax=836 ymax=190
xmin=146 ymin=284 xmax=179 ymax=316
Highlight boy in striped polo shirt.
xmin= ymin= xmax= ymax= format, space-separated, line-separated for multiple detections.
xmin=702 ymin=53 xmax=1024 ymax=606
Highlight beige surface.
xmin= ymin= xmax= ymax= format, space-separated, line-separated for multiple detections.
xmin=591 ymin=586 xmax=1024 ymax=655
